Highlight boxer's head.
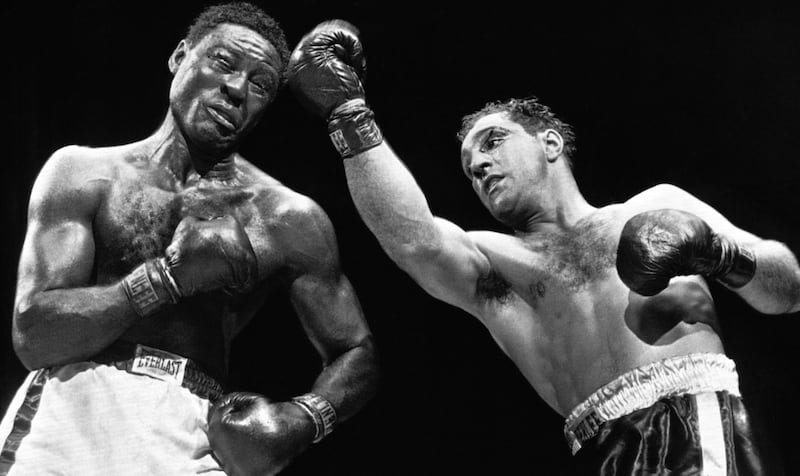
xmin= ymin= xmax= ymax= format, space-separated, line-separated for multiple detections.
xmin=458 ymin=97 xmax=577 ymax=228
xmin=167 ymin=2 xmax=290 ymax=158
xmin=185 ymin=2 xmax=290 ymax=84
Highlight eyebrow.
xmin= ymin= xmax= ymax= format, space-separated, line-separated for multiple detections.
xmin=468 ymin=125 xmax=511 ymax=148
xmin=209 ymin=44 xmax=279 ymax=76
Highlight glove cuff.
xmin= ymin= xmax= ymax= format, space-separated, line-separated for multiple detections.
xmin=715 ymin=238 xmax=757 ymax=288
xmin=121 ymin=258 xmax=181 ymax=317
xmin=327 ymin=99 xmax=383 ymax=158
xmin=292 ymin=393 xmax=337 ymax=443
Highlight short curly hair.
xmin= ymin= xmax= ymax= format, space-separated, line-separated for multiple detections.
xmin=185 ymin=2 xmax=290 ymax=83
xmin=457 ymin=97 xmax=577 ymax=168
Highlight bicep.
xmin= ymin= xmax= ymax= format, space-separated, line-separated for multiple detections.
xmin=394 ymin=217 xmax=490 ymax=313
xmin=289 ymin=270 xmax=370 ymax=363
xmin=15 ymin=150 xmax=98 ymax=312
xmin=16 ymin=219 xmax=95 ymax=304
xmin=280 ymin=199 xmax=372 ymax=361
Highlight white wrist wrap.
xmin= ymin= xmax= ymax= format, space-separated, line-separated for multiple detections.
xmin=292 ymin=393 xmax=337 ymax=443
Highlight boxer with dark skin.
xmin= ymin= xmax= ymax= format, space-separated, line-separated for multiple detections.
xmin=287 ymin=21 xmax=800 ymax=474
xmin=7 ymin=4 xmax=377 ymax=475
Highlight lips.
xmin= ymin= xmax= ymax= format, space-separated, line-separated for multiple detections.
xmin=206 ymin=105 xmax=239 ymax=132
xmin=483 ymin=175 xmax=503 ymax=195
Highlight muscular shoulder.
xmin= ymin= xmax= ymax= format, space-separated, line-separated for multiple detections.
xmin=625 ymin=183 xmax=700 ymax=212
xmin=241 ymin=169 xmax=340 ymax=273
xmin=29 ymin=145 xmax=120 ymax=221
xmin=37 ymin=144 xmax=117 ymax=183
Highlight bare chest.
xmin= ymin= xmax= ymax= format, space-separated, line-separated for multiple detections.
xmin=476 ymin=219 xmax=620 ymax=308
xmin=93 ymin=180 xmax=275 ymax=279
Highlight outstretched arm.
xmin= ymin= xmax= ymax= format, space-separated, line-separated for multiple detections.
xmin=287 ymin=20 xmax=490 ymax=312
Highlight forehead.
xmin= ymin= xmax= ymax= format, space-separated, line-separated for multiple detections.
xmin=194 ymin=23 xmax=282 ymax=68
xmin=460 ymin=112 xmax=524 ymax=153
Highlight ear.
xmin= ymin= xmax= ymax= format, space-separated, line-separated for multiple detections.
xmin=542 ymin=129 xmax=564 ymax=162
xmin=168 ymin=40 xmax=189 ymax=75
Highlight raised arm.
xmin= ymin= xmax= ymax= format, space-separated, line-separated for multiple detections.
xmin=617 ymin=183 xmax=800 ymax=315
xmin=13 ymin=147 xmax=139 ymax=369
xmin=287 ymin=20 xmax=490 ymax=312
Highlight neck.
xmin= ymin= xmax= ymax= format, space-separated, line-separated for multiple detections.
xmin=146 ymin=112 xmax=239 ymax=185
xmin=515 ymin=164 xmax=595 ymax=234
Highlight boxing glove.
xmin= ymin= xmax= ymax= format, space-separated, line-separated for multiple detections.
xmin=164 ymin=215 xmax=258 ymax=296
xmin=207 ymin=393 xmax=316 ymax=476
xmin=616 ymin=209 xmax=756 ymax=296
xmin=121 ymin=215 xmax=258 ymax=317
xmin=287 ymin=20 xmax=383 ymax=158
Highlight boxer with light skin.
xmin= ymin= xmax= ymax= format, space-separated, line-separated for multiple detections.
xmin=0 ymin=4 xmax=377 ymax=476
xmin=288 ymin=20 xmax=800 ymax=474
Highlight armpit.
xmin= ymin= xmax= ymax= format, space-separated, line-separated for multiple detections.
xmin=476 ymin=269 xmax=512 ymax=303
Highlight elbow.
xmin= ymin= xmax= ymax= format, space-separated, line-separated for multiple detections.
xmin=357 ymin=335 xmax=381 ymax=397
xmin=13 ymin=301 xmax=49 ymax=370
xmin=12 ymin=329 xmax=44 ymax=371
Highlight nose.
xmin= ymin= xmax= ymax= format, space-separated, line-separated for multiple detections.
xmin=468 ymin=157 xmax=492 ymax=179
xmin=220 ymin=72 xmax=247 ymax=107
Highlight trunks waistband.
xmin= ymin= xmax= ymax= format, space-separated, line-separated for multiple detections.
xmin=563 ymin=352 xmax=740 ymax=455
xmin=90 ymin=341 xmax=224 ymax=401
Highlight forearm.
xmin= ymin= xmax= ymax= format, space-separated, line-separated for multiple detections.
xmin=344 ymin=142 xmax=443 ymax=265
xmin=733 ymin=239 xmax=800 ymax=314
xmin=308 ymin=336 xmax=379 ymax=423
xmin=14 ymin=283 xmax=139 ymax=369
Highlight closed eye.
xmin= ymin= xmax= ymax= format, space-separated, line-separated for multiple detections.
xmin=211 ymin=54 xmax=234 ymax=72
xmin=249 ymin=78 xmax=271 ymax=94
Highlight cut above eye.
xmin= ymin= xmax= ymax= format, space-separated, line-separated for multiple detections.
xmin=481 ymin=136 xmax=503 ymax=152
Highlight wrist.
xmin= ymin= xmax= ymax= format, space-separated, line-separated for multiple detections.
xmin=121 ymin=258 xmax=181 ymax=317
xmin=713 ymin=236 xmax=757 ymax=288
xmin=327 ymin=98 xmax=383 ymax=158
xmin=291 ymin=393 xmax=337 ymax=443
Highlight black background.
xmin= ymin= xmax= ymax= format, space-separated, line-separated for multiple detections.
xmin=3 ymin=1 xmax=800 ymax=474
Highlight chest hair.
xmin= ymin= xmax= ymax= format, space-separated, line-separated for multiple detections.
xmin=476 ymin=214 xmax=618 ymax=303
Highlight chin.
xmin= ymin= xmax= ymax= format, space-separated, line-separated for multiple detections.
xmin=197 ymin=124 xmax=241 ymax=147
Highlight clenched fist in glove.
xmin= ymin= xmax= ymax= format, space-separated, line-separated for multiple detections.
xmin=165 ymin=215 xmax=258 ymax=296
xmin=616 ymin=209 xmax=756 ymax=296
xmin=208 ymin=392 xmax=335 ymax=476
xmin=287 ymin=20 xmax=383 ymax=158
xmin=121 ymin=215 xmax=258 ymax=317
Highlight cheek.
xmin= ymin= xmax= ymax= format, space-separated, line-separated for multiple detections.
xmin=246 ymin=96 xmax=271 ymax=118
xmin=175 ymin=66 xmax=218 ymax=97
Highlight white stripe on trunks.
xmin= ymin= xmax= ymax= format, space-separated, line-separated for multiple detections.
xmin=695 ymin=392 xmax=727 ymax=476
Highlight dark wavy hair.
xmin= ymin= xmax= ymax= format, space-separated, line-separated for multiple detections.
xmin=457 ymin=97 xmax=577 ymax=168
xmin=185 ymin=2 xmax=290 ymax=83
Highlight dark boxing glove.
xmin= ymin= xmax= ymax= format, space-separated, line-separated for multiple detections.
xmin=287 ymin=20 xmax=383 ymax=158
xmin=165 ymin=216 xmax=258 ymax=296
xmin=208 ymin=392 xmax=333 ymax=476
xmin=121 ymin=216 xmax=258 ymax=317
xmin=616 ymin=209 xmax=756 ymax=296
